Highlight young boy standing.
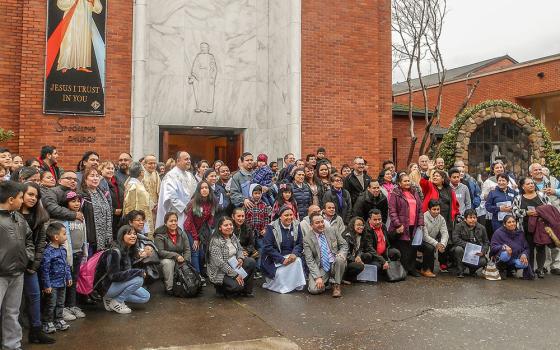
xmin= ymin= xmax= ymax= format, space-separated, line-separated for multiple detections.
xmin=41 ymin=222 xmax=73 ymax=333
xmin=0 ymin=180 xmax=34 ymax=350
xmin=245 ymin=185 xmax=272 ymax=278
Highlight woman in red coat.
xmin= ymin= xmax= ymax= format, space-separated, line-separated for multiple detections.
xmin=420 ymin=170 xmax=459 ymax=234
xmin=388 ymin=173 xmax=424 ymax=277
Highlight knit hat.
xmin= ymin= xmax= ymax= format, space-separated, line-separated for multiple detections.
xmin=482 ymin=262 xmax=501 ymax=281
xmin=257 ymin=153 xmax=268 ymax=163
xmin=65 ymin=191 xmax=80 ymax=203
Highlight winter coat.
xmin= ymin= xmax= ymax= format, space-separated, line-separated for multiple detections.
xmin=40 ymin=244 xmax=72 ymax=289
xmin=154 ymin=226 xmax=191 ymax=261
xmin=21 ymin=213 xmax=48 ymax=272
xmin=388 ymin=187 xmax=424 ymax=241
xmin=261 ymin=220 xmax=303 ymax=279
xmin=0 ymin=210 xmax=34 ymax=277
xmin=451 ymin=221 xmax=489 ymax=254
xmin=344 ymin=171 xmax=372 ymax=205
xmin=423 ymin=212 xmax=449 ymax=248
xmin=343 ymin=227 xmax=375 ymax=263
xmin=230 ymin=169 xmax=252 ymax=207
xmin=42 ymin=185 xmax=78 ymax=221
xmin=208 ymin=233 xmax=245 ymax=284
xmin=419 ymin=177 xmax=460 ymax=221
xmin=490 ymin=226 xmax=529 ymax=259
xmin=367 ymin=224 xmax=392 ymax=265
xmin=322 ymin=188 xmax=352 ymax=224
xmin=292 ymin=182 xmax=313 ymax=219
xmin=234 ymin=223 xmax=256 ymax=256
xmin=93 ymin=248 xmax=144 ymax=297
xmin=462 ymin=174 xmax=481 ymax=209
xmin=352 ymin=190 xmax=388 ymax=223
xmin=485 ymin=186 xmax=517 ymax=231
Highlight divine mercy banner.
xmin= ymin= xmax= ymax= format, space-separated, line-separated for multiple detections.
xmin=44 ymin=0 xmax=107 ymax=116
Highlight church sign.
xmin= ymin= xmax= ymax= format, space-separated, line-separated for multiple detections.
xmin=44 ymin=0 xmax=107 ymax=116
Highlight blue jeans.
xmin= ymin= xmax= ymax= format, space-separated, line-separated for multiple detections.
xmin=499 ymin=250 xmax=528 ymax=269
xmin=23 ymin=271 xmax=41 ymax=327
xmin=105 ymin=277 xmax=150 ymax=304
xmin=187 ymin=233 xmax=203 ymax=273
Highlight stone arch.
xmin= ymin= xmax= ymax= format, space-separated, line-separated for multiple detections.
xmin=437 ymin=100 xmax=560 ymax=175
xmin=453 ymin=104 xmax=545 ymax=167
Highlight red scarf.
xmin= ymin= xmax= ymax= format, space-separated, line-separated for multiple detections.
xmin=168 ymin=229 xmax=178 ymax=245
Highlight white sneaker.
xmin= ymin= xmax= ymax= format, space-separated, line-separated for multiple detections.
xmin=109 ymin=300 xmax=131 ymax=314
xmin=102 ymin=297 xmax=112 ymax=311
xmin=62 ymin=307 xmax=77 ymax=321
xmin=69 ymin=306 xmax=86 ymax=318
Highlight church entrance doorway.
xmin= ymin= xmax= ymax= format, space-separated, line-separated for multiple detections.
xmin=159 ymin=127 xmax=243 ymax=171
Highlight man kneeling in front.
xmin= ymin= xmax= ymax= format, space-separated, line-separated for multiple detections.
xmin=303 ymin=213 xmax=348 ymax=297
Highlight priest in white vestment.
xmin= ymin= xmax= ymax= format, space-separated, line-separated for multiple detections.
xmin=155 ymin=152 xmax=197 ymax=229
xmin=57 ymin=0 xmax=103 ymax=72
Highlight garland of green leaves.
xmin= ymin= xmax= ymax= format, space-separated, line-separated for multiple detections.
xmin=436 ymin=99 xmax=560 ymax=175
xmin=0 ymin=128 xmax=14 ymax=143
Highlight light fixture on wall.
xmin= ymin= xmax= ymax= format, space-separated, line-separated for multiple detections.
xmin=537 ymin=72 xmax=545 ymax=79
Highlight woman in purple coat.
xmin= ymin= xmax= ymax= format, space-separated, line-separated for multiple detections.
xmin=388 ymin=173 xmax=424 ymax=277
xmin=490 ymin=215 xmax=531 ymax=279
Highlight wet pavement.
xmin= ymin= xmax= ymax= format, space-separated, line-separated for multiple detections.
xmin=26 ymin=274 xmax=560 ymax=350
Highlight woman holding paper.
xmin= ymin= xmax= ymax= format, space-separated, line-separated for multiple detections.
xmin=208 ymin=216 xmax=256 ymax=297
xmin=512 ymin=177 xmax=550 ymax=278
xmin=485 ymin=174 xmax=517 ymax=233
xmin=388 ymin=173 xmax=424 ymax=277
xmin=261 ymin=206 xmax=306 ymax=293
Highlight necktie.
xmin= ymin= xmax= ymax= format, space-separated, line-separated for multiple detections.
xmin=319 ymin=234 xmax=331 ymax=272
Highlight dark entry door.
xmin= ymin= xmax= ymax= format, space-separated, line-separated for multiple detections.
xmin=468 ymin=119 xmax=531 ymax=178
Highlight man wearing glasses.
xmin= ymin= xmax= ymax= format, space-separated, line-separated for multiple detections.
xmin=344 ymin=156 xmax=372 ymax=205
xmin=42 ymin=171 xmax=85 ymax=222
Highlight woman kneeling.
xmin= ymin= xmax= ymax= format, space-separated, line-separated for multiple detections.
xmin=208 ymin=216 xmax=256 ymax=297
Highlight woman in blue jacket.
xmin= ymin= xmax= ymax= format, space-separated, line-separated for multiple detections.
xmin=485 ymin=174 xmax=517 ymax=233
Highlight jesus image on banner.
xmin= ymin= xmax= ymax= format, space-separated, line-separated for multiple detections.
xmin=56 ymin=0 xmax=103 ymax=73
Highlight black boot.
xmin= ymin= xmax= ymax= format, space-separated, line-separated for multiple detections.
xmin=29 ymin=326 xmax=56 ymax=344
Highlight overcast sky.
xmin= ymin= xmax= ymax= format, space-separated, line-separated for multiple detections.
xmin=392 ymin=0 xmax=560 ymax=83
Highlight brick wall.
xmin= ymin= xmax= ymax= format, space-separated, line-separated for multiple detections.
xmin=1 ymin=0 xmax=132 ymax=170
xmin=393 ymin=58 xmax=560 ymax=168
xmin=301 ymin=0 xmax=393 ymax=174
xmin=0 ymin=0 xmax=23 ymax=152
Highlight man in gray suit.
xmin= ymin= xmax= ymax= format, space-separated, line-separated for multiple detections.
xmin=303 ymin=213 xmax=348 ymax=297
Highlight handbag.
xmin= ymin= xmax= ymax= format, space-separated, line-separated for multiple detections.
xmin=386 ymin=260 xmax=407 ymax=282
xmin=481 ymin=258 xmax=501 ymax=281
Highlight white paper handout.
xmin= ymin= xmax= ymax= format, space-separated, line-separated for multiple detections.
xmin=411 ymin=226 xmax=423 ymax=246
xmin=356 ymin=264 xmax=378 ymax=282
xmin=228 ymin=256 xmax=248 ymax=279
xmin=462 ymin=243 xmax=482 ymax=265
xmin=496 ymin=201 xmax=512 ymax=221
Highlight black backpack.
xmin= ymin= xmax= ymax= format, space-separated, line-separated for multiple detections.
xmin=172 ymin=261 xmax=202 ymax=298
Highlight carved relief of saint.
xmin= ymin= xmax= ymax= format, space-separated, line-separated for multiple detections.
xmin=188 ymin=43 xmax=217 ymax=113
xmin=57 ymin=0 xmax=103 ymax=73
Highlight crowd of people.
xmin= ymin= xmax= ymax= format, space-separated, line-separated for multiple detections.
xmin=1 ymin=145 xmax=560 ymax=350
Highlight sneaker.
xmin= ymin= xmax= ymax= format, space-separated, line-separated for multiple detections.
xmin=69 ymin=306 xmax=86 ymax=318
xmin=62 ymin=307 xmax=77 ymax=321
xmin=550 ymin=268 xmax=560 ymax=275
xmin=439 ymin=264 xmax=449 ymax=273
xmin=201 ymin=276 xmax=207 ymax=287
xmin=456 ymin=271 xmax=465 ymax=278
xmin=109 ymin=299 xmax=132 ymax=314
xmin=42 ymin=322 xmax=56 ymax=334
xmin=254 ymin=271 xmax=263 ymax=280
xmin=54 ymin=320 xmax=70 ymax=331
xmin=102 ymin=296 xmax=112 ymax=311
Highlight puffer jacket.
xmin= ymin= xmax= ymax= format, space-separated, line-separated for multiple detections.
xmin=0 ymin=210 xmax=35 ymax=276
xmin=41 ymin=185 xmax=78 ymax=221
xmin=291 ymin=182 xmax=313 ymax=219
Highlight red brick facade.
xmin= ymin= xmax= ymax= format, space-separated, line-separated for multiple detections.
xmin=2 ymin=1 xmax=393 ymax=172
xmin=301 ymin=0 xmax=393 ymax=174
xmin=392 ymin=57 xmax=560 ymax=169
xmin=0 ymin=0 xmax=132 ymax=170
